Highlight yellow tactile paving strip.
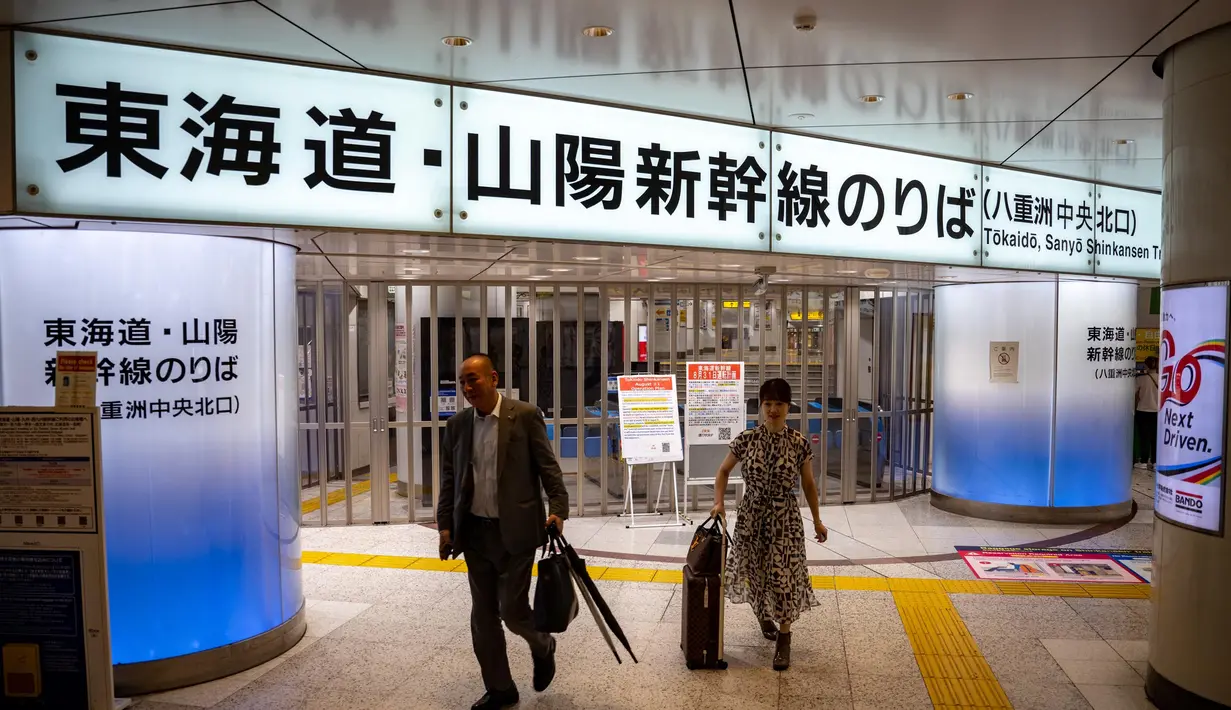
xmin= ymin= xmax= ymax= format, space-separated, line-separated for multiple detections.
xmin=303 ymin=551 xmax=1151 ymax=708
xmin=301 ymin=551 xmax=1150 ymax=599
xmin=894 ymin=590 xmax=1012 ymax=709
xmin=300 ymin=474 xmax=398 ymax=515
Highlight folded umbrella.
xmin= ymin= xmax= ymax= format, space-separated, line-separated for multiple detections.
xmin=548 ymin=523 xmax=639 ymax=664
xmin=569 ymin=564 xmax=622 ymax=664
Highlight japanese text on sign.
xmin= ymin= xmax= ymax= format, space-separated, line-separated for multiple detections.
xmin=15 ymin=31 xmax=450 ymax=231
xmin=41 ymin=317 xmax=242 ymax=421
xmin=453 ymin=87 xmax=770 ymax=251
xmin=685 ymin=362 xmax=745 ymax=446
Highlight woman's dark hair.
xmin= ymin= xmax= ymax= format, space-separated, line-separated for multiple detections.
xmin=759 ymin=378 xmax=792 ymax=405
xmin=1145 ymin=356 xmax=1159 ymax=370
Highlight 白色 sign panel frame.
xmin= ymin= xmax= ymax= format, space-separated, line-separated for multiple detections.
xmin=1153 ymin=281 xmax=1229 ymax=537
xmin=13 ymin=31 xmax=452 ymax=232
xmin=980 ymin=166 xmax=1096 ymax=274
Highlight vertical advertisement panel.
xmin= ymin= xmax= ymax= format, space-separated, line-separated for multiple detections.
xmin=1155 ymin=284 xmax=1228 ymax=535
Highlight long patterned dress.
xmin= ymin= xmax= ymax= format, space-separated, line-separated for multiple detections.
xmin=724 ymin=425 xmax=819 ymax=624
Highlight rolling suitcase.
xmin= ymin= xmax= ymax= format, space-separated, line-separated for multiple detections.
xmin=681 ymin=515 xmax=728 ymax=670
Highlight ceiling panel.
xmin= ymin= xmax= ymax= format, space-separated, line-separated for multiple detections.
xmin=489 ymin=68 xmax=752 ymax=123
xmin=1141 ymin=0 xmax=1231 ymax=55
xmin=297 ymin=254 xmax=490 ymax=281
xmin=33 ymin=1 xmax=359 ymax=67
xmin=732 ymin=0 xmax=1191 ymax=67
xmin=748 ymin=58 xmax=1120 ymax=127
xmin=1058 ymin=57 xmax=1163 ymax=121
xmin=0 ymin=0 xmax=225 ymax=24
xmin=796 ymin=120 xmax=1049 ymax=163
xmin=1006 ymin=159 xmax=1163 ymax=191
xmin=309 ymin=232 xmax=524 ymax=258
xmin=1009 ymin=118 xmax=1162 ymax=162
xmin=261 ymin=0 xmax=740 ymax=82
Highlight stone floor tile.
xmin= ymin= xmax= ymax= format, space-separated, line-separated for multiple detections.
xmin=1000 ymin=680 xmax=1094 ymax=710
xmin=1108 ymin=639 xmax=1150 ymax=663
xmin=1055 ymin=658 xmax=1145 ymax=686
xmin=848 ymin=673 xmax=932 ymax=709
xmin=974 ymin=635 xmax=1068 ymax=683
xmin=1041 ymin=638 xmax=1122 ymax=662
xmin=841 ymin=631 xmax=920 ymax=678
xmin=138 ymin=677 xmax=249 ymax=708
xmin=1078 ymin=683 xmax=1158 ymax=710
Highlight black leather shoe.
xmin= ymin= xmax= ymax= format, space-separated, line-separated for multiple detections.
xmin=533 ymin=638 xmax=557 ymax=692
xmin=759 ymin=618 xmax=779 ymax=640
xmin=773 ymin=632 xmax=792 ymax=671
xmin=472 ymin=688 xmax=519 ymax=709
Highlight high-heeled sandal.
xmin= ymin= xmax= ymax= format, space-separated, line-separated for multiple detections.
xmin=773 ymin=632 xmax=792 ymax=671
xmin=759 ymin=618 xmax=779 ymax=640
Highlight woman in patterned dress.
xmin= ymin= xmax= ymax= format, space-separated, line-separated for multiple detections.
xmin=710 ymin=378 xmax=828 ymax=671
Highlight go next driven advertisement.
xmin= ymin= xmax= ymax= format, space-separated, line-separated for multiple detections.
xmin=1155 ymin=283 xmax=1229 ymax=535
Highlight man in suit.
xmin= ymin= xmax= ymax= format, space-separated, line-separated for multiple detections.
xmin=437 ymin=353 xmax=569 ymax=710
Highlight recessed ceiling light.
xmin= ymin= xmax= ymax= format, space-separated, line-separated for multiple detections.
xmin=402 ymin=248 xmax=430 ymax=255
xmin=441 ymin=36 xmax=472 ymax=47
xmin=1113 ymin=138 xmax=1135 ymax=145
xmin=402 ymin=267 xmax=421 ymax=273
xmin=836 ymin=269 xmax=858 ymax=274
xmin=859 ymin=94 xmax=884 ymax=104
xmin=865 ymin=267 xmax=892 ymax=279
xmin=719 ymin=263 xmax=742 ymax=269
xmin=547 ymin=268 xmax=571 ymax=272
xmin=788 ymin=112 xmax=814 ymax=121
xmin=656 ymin=276 xmax=676 ymax=280
xmin=582 ymin=25 xmax=614 ymax=38
xmin=946 ymin=92 xmax=975 ymax=101
xmin=525 ymin=276 xmax=546 ymax=281
xmin=573 ymin=256 xmax=601 ymax=262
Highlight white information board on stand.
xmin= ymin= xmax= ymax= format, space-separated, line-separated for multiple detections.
xmin=0 ymin=407 xmax=119 ymax=709
xmin=616 ymin=375 xmax=685 ymax=528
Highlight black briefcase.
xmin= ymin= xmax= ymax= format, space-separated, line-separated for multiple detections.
xmin=533 ymin=536 xmax=579 ymax=633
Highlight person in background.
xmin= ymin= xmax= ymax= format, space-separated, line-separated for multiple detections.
xmin=437 ymin=353 xmax=569 ymax=710
xmin=1135 ymin=356 xmax=1160 ymax=470
xmin=711 ymin=378 xmax=827 ymax=671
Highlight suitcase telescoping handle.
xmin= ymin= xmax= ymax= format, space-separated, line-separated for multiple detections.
xmin=715 ymin=513 xmax=728 ymax=668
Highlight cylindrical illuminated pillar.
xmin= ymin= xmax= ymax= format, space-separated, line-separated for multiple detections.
xmin=932 ymin=279 xmax=1137 ymax=523
xmin=0 ymin=229 xmax=304 ymax=695
xmin=1148 ymin=22 xmax=1231 ymax=709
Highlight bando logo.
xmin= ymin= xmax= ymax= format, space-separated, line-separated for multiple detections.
xmin=1176 ymin=491 xmax=1204 ymax=512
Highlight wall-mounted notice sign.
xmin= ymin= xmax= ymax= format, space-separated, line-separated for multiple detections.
xmin=453 ymin=86 xmax=771 ymax=252
xmin=1094 ymin=185 xmax=1162 ymax=279
xmin=1155 ymin=283 xmax=1228 ymax=535
xmin=0 ymin=408 xmax=115 ymax=709
xmin=981 ymin=167 xmax=1095 ymax=274
xmin=685 ymin=362 xmax=744 ymax=445
xmin=772 ymin=132 xmax=982 ymax=265
xmin=54 ymin=351 xmax=97 ymax=408
xmin=617 ymin=375 xmax=683 ymax=463
xmin=989 ymin=342 xmax=1020 ymax=384
xmin=14 ymin=31 xmax=451 ymax=232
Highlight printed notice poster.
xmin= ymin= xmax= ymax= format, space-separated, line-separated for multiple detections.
xmin=0 ymin=549 xmax=90 ymax=708
xmin=53 ymin=351 xmax=97 ymax=408
xmin=989 ymin=342 xmax=1020 ymax=384
xmin=685 ymin=362 xmax=745 ymax=446
xmin=0 ymin=411 xmax=99 ymax=532
xmin=617 ymin=375 xmax=683 ymax=463
xmin=394 ymin=324 xmax=408 ymax=414
xmin=1155 ymin=284 xmax=1228 ymax=535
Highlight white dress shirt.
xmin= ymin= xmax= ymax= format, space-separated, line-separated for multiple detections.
xmin=470 ymin=394 xmax=502 ymax=518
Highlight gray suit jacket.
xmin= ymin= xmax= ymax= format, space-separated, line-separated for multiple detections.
xmin=437 ymin=397 xmax=569 ymax=555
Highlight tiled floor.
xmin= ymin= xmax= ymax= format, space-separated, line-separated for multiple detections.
xmin=131 ymin=471 xmax=1159 ymax=709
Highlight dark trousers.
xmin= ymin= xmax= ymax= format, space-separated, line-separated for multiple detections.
xmin=1136 ymin=411 xmax=1158 ymax=464
xmin=462 ymin=515 xmax=552 ymax=693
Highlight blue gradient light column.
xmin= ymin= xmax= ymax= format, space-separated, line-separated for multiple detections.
xmin=0 ymin=229 xmax=303 ymax=689
xmin=933 ymin=279 xmax=1135 ymax=521
xmin=934 ymin=282 xmax=1057 ymax=507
